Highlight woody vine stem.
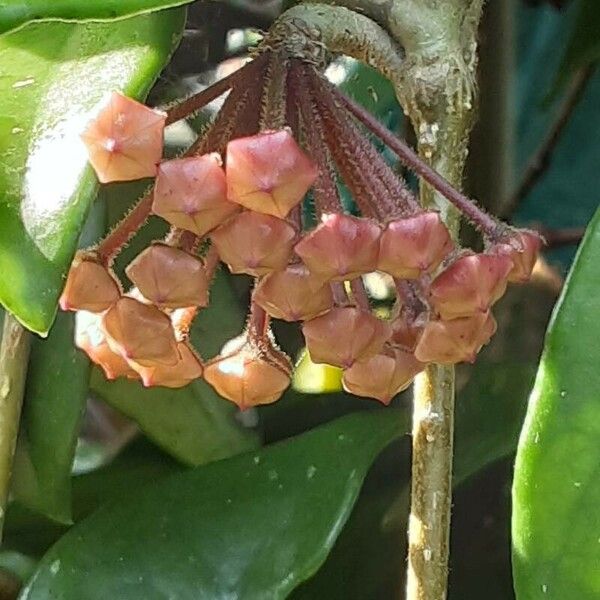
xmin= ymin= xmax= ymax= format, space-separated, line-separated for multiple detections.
xmin=278 ymin=2 xmax=484 ymax=598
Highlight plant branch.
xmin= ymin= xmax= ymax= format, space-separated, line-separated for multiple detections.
xmin=0 ymin=314 xmax=31 ymax=538
xmin=504 ymin=65 xmax=595 ymax=217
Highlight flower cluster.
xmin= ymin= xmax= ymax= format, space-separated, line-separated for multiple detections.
xmin=61 ymin=50 xmax=542 ymax=408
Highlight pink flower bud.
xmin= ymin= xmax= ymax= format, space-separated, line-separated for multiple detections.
xmin=489 ymin=229 xmax=543 ymax=283
xmin=302 ymin=307 xmax=391 ymax=368
xmin=75 ymin=311 xmax=138 ymax=380
xmin=130 ymin=342 xmax=203 ymax=388
xmin=294 ymin=213 xmax=381 ymax=282
xmin=226 ymin=130 xmax=318 ymax=218
xmin=125 ymin=243 xmax=209 ymax=309
xmin=378 ymin=211 xmax=453 ymax=278
xmin=253 ymin=264 xmax=333 ymax=321
xmin=429 ymin=253 xmax=512 ymax=320
xmin=211 ymin=211 xmax=296 ymax=276
xmin=204 ymin=335 xmax=291 ymax=409
xmin=59 ymin=254 xmax=120 ymax=313
xmin=342 ymin=348 xmax=425 ymax=404
xmin=81 ymin=91 xmax=165 ymax=183
xmin=414 ymin=311 xmax=497 ymax=364
xmin=152 ymin=154 xmax=239 ymax=236
xmin=101 ymin=297 xmax=179 ymax=367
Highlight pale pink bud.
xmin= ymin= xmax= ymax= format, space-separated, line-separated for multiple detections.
xmin=378 ymin=211 xmax=454 ymax=278
xmin=125 ymin=243 xmax=209 ymax=309
xmin=342 ymin=348 xmax=425 ymax=404
xmin=489 ymin=229 xmax=543 ymax=283
xmin=152 ymin=154 xmax=239 ymax=236
xmin=81 ymin=91 xmax=165 ymax=183
xmin=253 ymin=264 xmax=333 ymax=321
xmin=211 ymin=211 xmax=296 ymax=276
xmin=429 ymin=253 xmax=513 ymax=320
xmin=294 ymin=213 xmax=381 ymax=282
xmin=226 ymin=130 xmax=318 ymax=218
xmin=302 ymin=307 xmax=391 ymax=368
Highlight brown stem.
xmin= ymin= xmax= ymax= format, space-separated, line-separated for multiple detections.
xmin=248 ymin=299 xmax=269 ymax=340
xmin=330 ymin=281 xmax=349 ymax=306
xmin=540 ymin=225 xmax=585 ymax=248
xmin=350 ymin=278 xmax=371 ymax=311
xmin=504 ymin=66 xmax=595 ymax=217
xmin=260 ymin=51 xmax=289 ymax=130
xmin=331 ymin=86 xmax=501 ymax=237
xmin=164 ymin=53 xmax=268 ymax=125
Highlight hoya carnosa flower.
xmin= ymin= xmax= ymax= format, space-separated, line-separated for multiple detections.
xmin=342 ymin=347 xmax=425 ymax=404
xmin=226 ymin=129 xmax=318 ymax=218
xmin=126 ymin=244 xmax=209 ymax=309
xmin=489 ymin=229 xmax=543 ymax=283
xmin=81 ymin=91 xmax=165 ymax=183
xmin=253 ymin=263 xmax=333 ymax=322
xmin=211 ymin=211 xmax=296 ymax=276
xmin=101 ymin=297 xmax=179 ymax=367
xmin=75 ymin=311 xmax=138 ymax=380
xmin=59 ymin=253 xmax=121 ymax=313
xmin=294 ymin=213 xmax=381 ymax=282
xmin=378 ymin=211 xmax=453 ymax=279
xmin=130 ymin=341 xmax=203 ymax=389
xmin=429 ymin=252 xmax=513 ymax=320
xmin=302 ymin=306 xmax=391 ymax=368
xmin=204 ymin=335 xmax=292 ymax=410
xmin=152 ymin=154 xmax=239 ymax=237
xmin=414 ymin=311 xmax=497 ymax=364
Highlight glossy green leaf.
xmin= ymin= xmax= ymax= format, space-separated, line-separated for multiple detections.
xmin=21 ymin=410 xmax=402 ymax=600
xmin=0 ymin=9 xmax=185 ymax=334
xmin=513 ymin=207 xmax=600 ymax=599
xmin=10 ymin=312 xmax=89 ymax=524
xmin=0 ymin=0 xmax=194 ymax=34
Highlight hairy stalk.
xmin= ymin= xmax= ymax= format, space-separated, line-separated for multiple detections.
xmin=260 ymin=51 xmax=289 ymax=130
xmin=0 ymin=315 xmax=31 ymax=538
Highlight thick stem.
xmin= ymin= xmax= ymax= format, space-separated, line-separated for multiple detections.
xmin=0 ymin=314 xmax=31 ymax=538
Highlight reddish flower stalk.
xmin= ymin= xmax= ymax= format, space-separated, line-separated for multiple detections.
xmin=350 ymin=278 xmax=371 ymax=312
xmin=164 ymin=52 xmax=268 ymax=126
xmin=329 ymin=83 xmax=502 ymax=237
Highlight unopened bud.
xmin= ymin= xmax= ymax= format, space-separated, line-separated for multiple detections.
xmin=489 ymin=229 xmax=543 ymax=283
xmin=226 ymin=130 xmax=318 ymax=218
xmin=152 ymin=154 xmax=239 ymax=236
xmin=81 ymin=91 xmax=165 ymax=183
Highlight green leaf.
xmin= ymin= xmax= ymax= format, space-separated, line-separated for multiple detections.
xmin=512 ymin=207 xmax=600 ymax=599
xmin=21 ymin=410 xmax=402 ymax=599
xmin=0 ymin=0 xmax=194 ymax=34
xmin=0 ymin=9 xmax=185 ymax=334
xmin=92 ymin=373 xmax=259 ymax=467
xmin=10 ymin=312 xmax=89 ymax=524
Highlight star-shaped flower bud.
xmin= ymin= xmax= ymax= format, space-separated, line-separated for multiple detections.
xmin=302 ymin=307 xmax=391 ymax=368
xmin=81 ymin=91 xmax=165 ymax=183
xmin=75 ymin=311 xmax=138 ymax=380
xmin=125 ymin=244 xmax=209 ymax=309
xmin=429 ymin=253 xmax=513 ymax=320
xmin=204 ymin=335 xmax=292 ymax=410
xmin=378 ymin=211 xmax=454 ymax=278
xmin=211 ymin=211 xmax=296 ymax=276
xmin=414 ymin=311 xmax=497 ymax=364
xmin=226 ymin=129 xmax=318 ymax=218
xmin=342 ymin=347 xmax=425 ymax=404
xmin=152 ymin=154 xmax=239 ymax=236
xmin=489 ymin=229 xmax=543 ymax=283
xmin=130 ymin=341 xmax=203 ymax=389
xmin=101 ymin=297 xmax=179 ymax=367
xmin=253 ymin=264 xmax=333 ymax=322
xmin=59 ymin=253 xmax=121 ymax=313
xmin=390 ymin=314 xmax=426 ymax=352
xmin=294 ymin=213 xmax=381 ymax=282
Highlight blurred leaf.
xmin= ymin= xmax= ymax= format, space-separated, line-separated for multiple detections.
xmin=0 ymin=10 xmax=185 ymax=334
xmin=10 ymin=313 xmax=89 ymax=524
xmin=292 ymin=348 xmax=343 ymax=394
xmin=513 ymin=208 xmax=600 ymax=599
xmin=92 ymin=372 xmax=259 ymax=466
xmin=0 ymin=0 xmax=195 ymax=34
xmin=552 ymin=0 xmax=600 ymax=93
xmin=4 ymin=439 xmax=182 ymax=557
xmin=21 ymin=411 xmax=402 ymax=600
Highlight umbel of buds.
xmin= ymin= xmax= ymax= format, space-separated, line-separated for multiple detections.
xmin=65 ymin=39 xmax=542 ymax=407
